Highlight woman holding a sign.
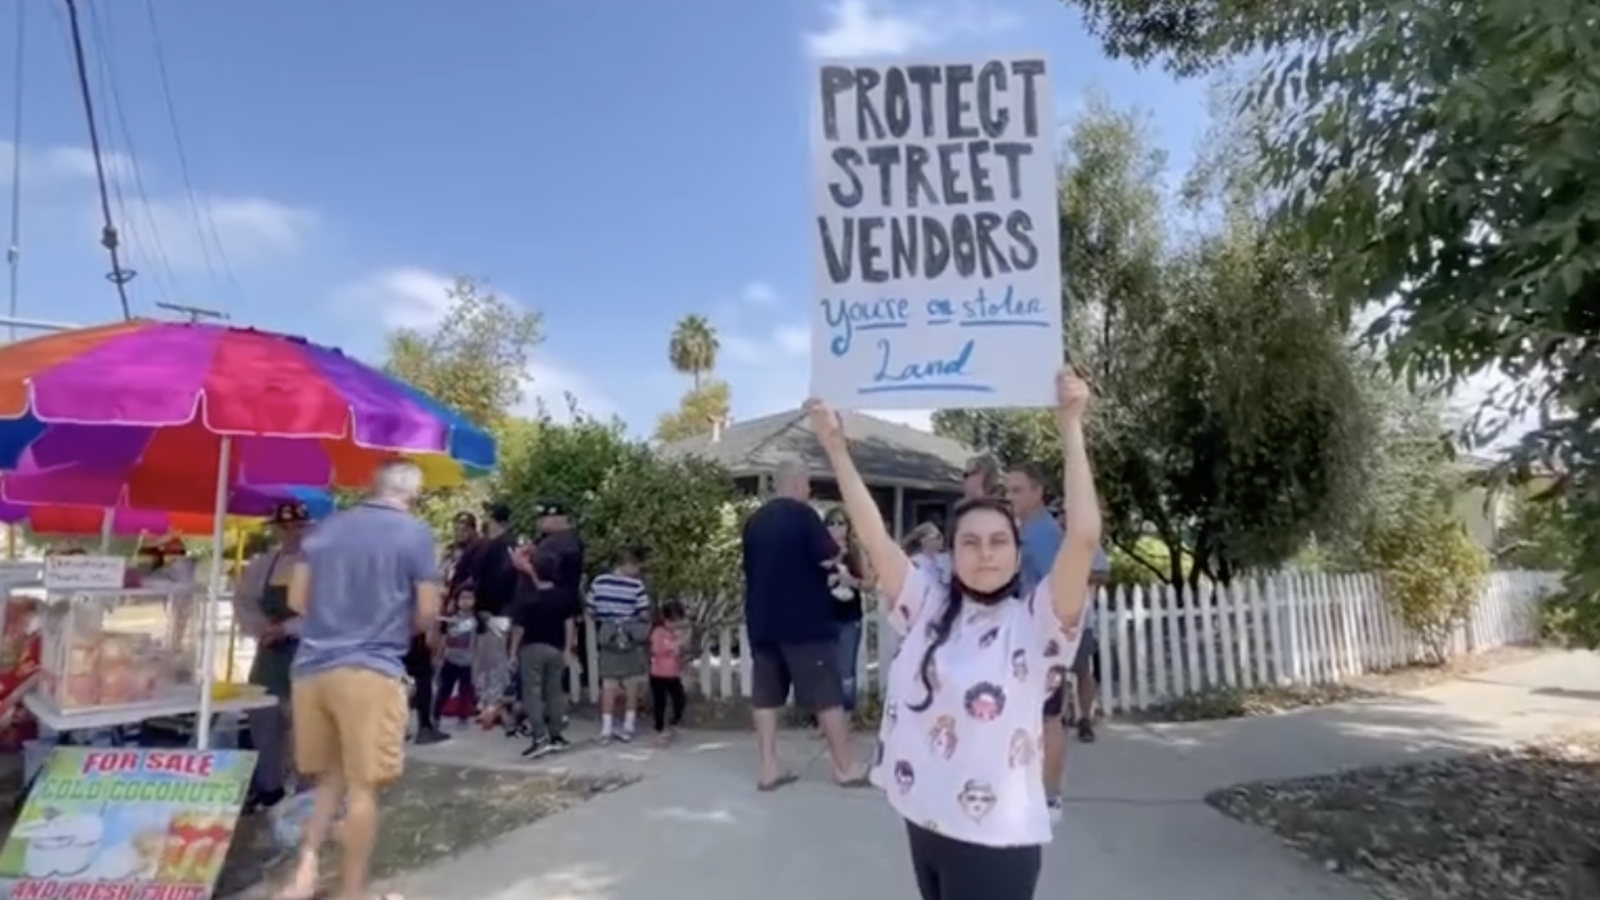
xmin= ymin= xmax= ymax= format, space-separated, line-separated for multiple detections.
xmin=807 ymin=368 xmax=1101 ymax=900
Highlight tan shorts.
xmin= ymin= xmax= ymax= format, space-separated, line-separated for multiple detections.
xmin=292 ymin=667 xmax=408 ymax=789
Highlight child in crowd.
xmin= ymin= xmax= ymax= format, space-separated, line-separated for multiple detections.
xmin=476 ymin=670 xmax=527 ymax=737
xmin=648 ymin=600 xmax=689 ymax=746
xmin=434 ymin=589 xmax=477 ymax=726
xmin=589 ymin=547 xmax=652 ymax=742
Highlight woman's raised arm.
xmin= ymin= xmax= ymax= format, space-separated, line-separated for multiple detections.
xmin=806 ymin=400 xmax=913 ymax=605
xmin=1048 ymin=369 xmax=1103 ymax=631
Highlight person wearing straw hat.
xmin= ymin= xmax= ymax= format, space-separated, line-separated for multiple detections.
xmin=232 ymin=500 xmax=313 ymax=813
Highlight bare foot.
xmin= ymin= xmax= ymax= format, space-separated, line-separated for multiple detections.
xmin=274 ymin=851 xmax=319 ymax=900
xmin=833 ymin=764 xmax=872 ymax=789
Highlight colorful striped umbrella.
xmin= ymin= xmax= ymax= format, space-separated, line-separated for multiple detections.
xmin=0 ymin=320 xmax=495 ymax=511
xmin=0 ymin=485 xmax=333 ymax=538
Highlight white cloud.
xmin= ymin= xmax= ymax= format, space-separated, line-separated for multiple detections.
xmin=131 ymin=194 xmax=317 ymax=271
xmin=0 ymin=139 xmax=316 ymax=273
xmin=742 ymin=281 xmax=780 ymax=307
xmin=722 ymin=322 xmax=810 ymax=366
xmin=805 ymin=0 xmax=1016 ymax=58
xmin=332 ymin=267 xmax=614 ymax=423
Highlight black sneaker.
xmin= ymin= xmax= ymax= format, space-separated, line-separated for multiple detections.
xmin=521 ymin=737 xmax=554 ymax=758
xmin=549 ymin=735 xmax=573 ymax=751
xmin=1076 ymin=718 xmax=1096 ymax=743
xmin=414 ymin=727 xmax=451 ymax=746
xmin=243 ymin=788 xmax=285 ymax=815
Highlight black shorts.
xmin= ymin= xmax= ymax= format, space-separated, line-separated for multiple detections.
xmin=1042 ymin=630 xmax=1100 ymax=717
xmin=751 ymin=640 xmax=844 ymax=711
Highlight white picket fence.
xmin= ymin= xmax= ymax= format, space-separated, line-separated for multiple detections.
xmin=668 ymin=569 xmax=1561 ymax=714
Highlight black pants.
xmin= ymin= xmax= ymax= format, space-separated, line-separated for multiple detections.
xmin=649 ymin=676 xmax=686 ymax=731
xmin=434 ymin=661 xmax=473 ymax=722
xmin=906 ymin=820 xmax=1041 ymax=900
xmin=405 ymin=637 xmax=436 ymax=731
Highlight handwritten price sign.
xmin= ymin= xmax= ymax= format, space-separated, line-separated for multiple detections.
xmin=43 ymin=555 xmax=125 ymax=592
xmin=808 ymin=56 xmax=1064 ymax=409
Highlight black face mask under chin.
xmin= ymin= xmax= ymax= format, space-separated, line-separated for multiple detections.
xmin=955 ymin=574 xmax=1021 ymax=606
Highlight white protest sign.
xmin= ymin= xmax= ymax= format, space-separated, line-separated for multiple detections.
xmin=809 ymin=56 xmax=1063 ymax=409
xmin=43 ymin=555 xmax=125 ymax=591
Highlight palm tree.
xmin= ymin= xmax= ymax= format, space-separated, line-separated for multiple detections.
xmin=668 ymin=315 xmax=719 ymax=390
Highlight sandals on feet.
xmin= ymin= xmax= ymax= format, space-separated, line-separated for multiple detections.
xmin=757 ymin=772 xmax=798 ymax=792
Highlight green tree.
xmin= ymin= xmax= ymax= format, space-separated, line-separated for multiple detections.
xmin=1061 ymin=0 xmax=1600 ymax=641
xmin=383 ymin=276 xmax=543 ymax=429
xmin=655 ymin=379 xmax=732 ymax=443
xmin=379 ymin=275 xmax=543 ymax=533
xmin=495 ymin=412 xmax=635 ymax=538
xmin=935 ymin=98 xmax=1371 ymax=596
xmin=495 ymin=410 xmax=748 ymax=632
xmin=668 ymin=314 xmax=719 ymax=391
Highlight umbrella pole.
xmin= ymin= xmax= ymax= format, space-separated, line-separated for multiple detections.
xmin=225 ymin=527 xmax=242 ymax=682
xmin=196 ymin=436 xmax=230 ymax=750
xmin=98 ymin=508 xmax=112 ymax=553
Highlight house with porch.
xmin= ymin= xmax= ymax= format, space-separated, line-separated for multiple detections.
xmin=657 ymin=410 xmax=977 ymax=539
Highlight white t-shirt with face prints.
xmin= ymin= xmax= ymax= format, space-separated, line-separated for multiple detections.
xmin=870 ymin=566 xmax=1084 ymax=848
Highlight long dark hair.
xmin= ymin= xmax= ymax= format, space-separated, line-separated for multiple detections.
xmin=905 ymin=496 xmax=1021 ymax=713
xmin=825 ymin=509 xmax=863 ymax=576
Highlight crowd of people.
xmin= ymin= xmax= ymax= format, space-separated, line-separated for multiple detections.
xmin=227 ymin=368 xmax=1102 ymax=900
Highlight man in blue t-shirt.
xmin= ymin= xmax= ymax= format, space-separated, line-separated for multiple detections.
xmin=741 ymin=457 xmax=866 ymax=791
xmin=284 ymin=460 xmax=441 ymax=900
xmin=1005 ymin=463 xmax=1110 ymax=825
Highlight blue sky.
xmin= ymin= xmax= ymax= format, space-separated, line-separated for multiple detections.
xmin=2 ymin=0 xmax=1225 ymax=435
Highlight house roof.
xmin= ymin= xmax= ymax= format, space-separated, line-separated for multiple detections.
xmin=657 ymin=409 xmax=977 ymax=488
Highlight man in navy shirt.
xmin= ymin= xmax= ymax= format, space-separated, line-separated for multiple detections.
xmin=742 ymin=457 xmax=867 ymax=791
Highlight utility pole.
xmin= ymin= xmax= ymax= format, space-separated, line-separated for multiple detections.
xmin=155 ymin=301 xmax=229 ymax=324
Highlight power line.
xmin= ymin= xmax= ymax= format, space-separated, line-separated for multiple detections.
xmin=6 ymin=0 xmax=27 ymax=343
xmin=60 ymin=0 xmax=134 ymax=321
xmin=142 ymin=0 xmax=238 ymax=297
xmin=83 ymin=0 xmax=177 ymax=302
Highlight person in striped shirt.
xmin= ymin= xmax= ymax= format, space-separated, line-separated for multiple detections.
xmin=589 ymin=547 xmax=653 ymax=741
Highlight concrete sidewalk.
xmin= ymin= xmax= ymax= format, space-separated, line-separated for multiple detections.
xmin=390 ymin=651 xmax=1600 ymax=900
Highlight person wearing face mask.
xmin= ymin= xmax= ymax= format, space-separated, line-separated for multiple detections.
xmin=809 ymin=368 xmax=1102 ymax=900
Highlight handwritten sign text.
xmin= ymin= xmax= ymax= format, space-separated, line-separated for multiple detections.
xmin=809 ymin=56 xmax=1063 ymax=408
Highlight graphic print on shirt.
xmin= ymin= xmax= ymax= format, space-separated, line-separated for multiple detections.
xmin=957 ymin=779 xmax=998 ymax=822
xmin=893 ymin=759 xmax=916 ymax=794
xmin=874 ymin=739 xmax=885 ymax=767
xmin=886 ymin=700 xmax=898 ymax=726
xmin=964 ymin=681 xmax=1006 ymax=721
xmin=1046 ymin=664 xmax=1069 ymax=692
xmin=893 ymin=603 xmax=914 ymax=632
xmin=1043 ymin=636 xmax=1062 ymax=658
xmin=928 ymin=714 xmax=958 ymax=759
xmin=1010 ymin=648 xmax=1028 ymax=681
xmin=978 ymin=626 xmax=1000 ymax=649
xmin=1008 ymin=728 xmax=1035 ymax=768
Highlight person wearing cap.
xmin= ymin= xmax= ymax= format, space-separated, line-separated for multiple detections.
xmin=232 ymin=500 xmax=312 ymax=812
xmin=507 ymin=499 xmax=585 ymax=757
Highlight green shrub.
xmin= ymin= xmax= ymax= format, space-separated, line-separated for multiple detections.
xmin=1365 ymin=506 xmax=1490 ymax=664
